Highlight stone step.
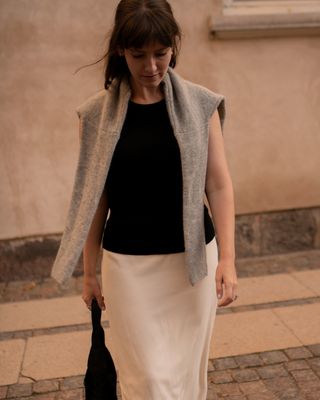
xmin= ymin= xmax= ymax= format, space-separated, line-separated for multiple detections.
xmin=1 ymin=269 xmax=319 ymax=334
xmin=210 ymin=302 xmax=320 ymax=359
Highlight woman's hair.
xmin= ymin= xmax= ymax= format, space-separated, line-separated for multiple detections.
xmin=75 ymin=0 xmax=182 ymax=89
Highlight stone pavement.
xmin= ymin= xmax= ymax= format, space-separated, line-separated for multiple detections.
xmin=0 ymin=250 xmax=320 ymax=399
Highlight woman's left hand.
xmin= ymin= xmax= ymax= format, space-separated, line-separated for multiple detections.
xmin=215 ymin=259 xmax=238 ymax=307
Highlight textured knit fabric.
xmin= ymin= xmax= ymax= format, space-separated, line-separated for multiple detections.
xmin=101 ymin=237 xmax=219 ymax=400
xmin=50 ymin=67 xmax=226 ymax=286
xmin=103 ymin=98 xmax=214 ymax=254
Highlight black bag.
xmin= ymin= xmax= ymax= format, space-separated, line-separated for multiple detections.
xmin=84 ymin=298 xmax=118 ymax=400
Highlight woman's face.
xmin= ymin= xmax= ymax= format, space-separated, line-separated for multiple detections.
xmin=122 ymin=42 xmax=173 ymax=90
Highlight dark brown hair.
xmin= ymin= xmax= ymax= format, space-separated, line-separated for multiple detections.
xmin=75 ymin=0 xmax=182 ymax=89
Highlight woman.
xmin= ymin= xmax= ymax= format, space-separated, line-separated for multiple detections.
xmin=51 ymin=0 xmax=238 ymax=398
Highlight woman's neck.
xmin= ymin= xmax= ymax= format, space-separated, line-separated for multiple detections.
xmin=129 ymin=77 xmax=164 ymax=105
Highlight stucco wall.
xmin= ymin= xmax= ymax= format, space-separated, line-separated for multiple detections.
xmin=1 ymin=0 xmax=319 ymax=240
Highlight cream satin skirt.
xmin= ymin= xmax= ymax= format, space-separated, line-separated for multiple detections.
xmin=101 ymin=237 xmax=219 ymax=400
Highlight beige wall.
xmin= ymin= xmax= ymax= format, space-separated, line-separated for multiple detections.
xmin=1 ymin=0 xmax=319 ymax=240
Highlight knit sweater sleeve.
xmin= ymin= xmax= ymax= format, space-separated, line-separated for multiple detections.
xmin=192 ymin=83 xmax=226 ymax=135
xmin=75 ymin=89 xmax=106 ymax=124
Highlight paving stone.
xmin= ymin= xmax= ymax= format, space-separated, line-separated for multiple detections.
xmin=239 ymin=380 xmax=269 ymax=394
xmin=308 ymin=357 xmax=320 ymax=377
xmin=0 ymin=339 xmax=26 ymax=386
xmin=260 ymin=350 xmax=289 ymax=364
xmin=290 ymin=368 xmax=320 ymax=384
xmin=60 ymin=375 xmax=85 ymax=390
xmin=0 ymin=386 xmax=8 ymax=399
xmin=0 ymin=296 xmax=99 ymax=333
xmin=235 ymin=354 xmax=264 ymax=368
xmin=207 ymin=360 xmax=215 ymax=372
xmin=211 ymin=309 xmax=301 ymax=358
xmin=285 ymin=347 xmax=314 ymax=360
xmin=256 ymin=364 xmax=289 ymax=379
xmin=33 ymin=379 xmax=60 ymax=393
xmin=307 ymin=344 xmax=320 ymax=356
xmin=206 ymin=387 xmax=220 ymax=400
xmin=215 ymin=382 xmax=242 ymax=396
xmin=213 ymin=357 xmax=238 ymax=370
xmin=0 ymin=331 xmax=13 ymax=340
xmin=56 ymin=388 xmax=84 ymax=399
xmin=22 ymin=331 xmax=90 ymax=381
xmin=291 ymin=270 xmax=320 ymax=297
xmin=235 ymin=273 xmax=314 ymax=307
xmin=247 ymin=392 xmax=277 ymax=400
xmin=263 ymin=376 xmax=299 ymax=394
xmin=277 ymin=390 xmax=306 ymax=400
xmin=291 ymin=369 xmax=320 ymax=393
xmin=208 ymin=371 xmax=234 ymax=384
xmin=21 ymin=393 xmax=57 ymax=400
xmin=232 ymin=368 xmax=260 ymax=383
xmin=274 ymin=303 xmax=320 ymax=346
xmin=6 ymin=383 xmax=32 ymax=398
xmin=286 ymin=359 xmax=310 ymax=371
xmin=305 ymin=392 xmax=320 ymax=400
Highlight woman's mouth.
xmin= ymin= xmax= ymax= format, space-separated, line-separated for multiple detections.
xmin=141 ymin=74 xmax=158 ymax=79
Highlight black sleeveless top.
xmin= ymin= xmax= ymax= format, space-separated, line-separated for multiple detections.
xmin=102 ymin=98 xmax=215 ymax=254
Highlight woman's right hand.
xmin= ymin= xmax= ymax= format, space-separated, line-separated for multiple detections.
xmin=82 ymin=275 xmax=106 ymax=311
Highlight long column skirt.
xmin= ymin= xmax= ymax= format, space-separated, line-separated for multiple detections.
xmin=101 ymin=237 xmax=219 ymax=400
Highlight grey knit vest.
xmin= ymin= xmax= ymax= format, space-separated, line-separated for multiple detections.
xmin=50 ymin=67 xmax=226 ymax=286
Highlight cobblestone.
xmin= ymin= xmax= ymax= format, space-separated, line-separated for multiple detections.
xmin=256 ymin=364 xmax=289 ymax=379
xmin=308 ymin=357 xmax=320 ymax=377
xmin=33 ymin=379 xmax=59 ymax=394
xmin=263 ymin=376 xmax=299 ymax=394
xmin=2 ymin=346 xmax=320 ymax=398
xmin=260 ymin=350 xmax=289 ymax=364
xmin=55 ymin=389 xmax=84 ymax=400
xmin=235 ymin=354 xmax=264 ymax=368
xmin=0 ymin=387 xmax=7 ymax=399
xmin=284 ymin=346 xmax=314 ymax=360
xmin=232 ymin=369 xmax=260 ymax=383
xmin=213 ymin=357 xmax=238 ymax=370
xmin=6 ymin=383 xmax=32 ymax=398
xmin=208 ymin=371 xmax=234 ymax=384
xmin=307 ymin=344 xmax=320 ymax=357
xmin=286 ymin=359 xmax=310 ymax=371
xmin=247 ymin=392 xmax=276 ymax=400
xmin=239 ymin=380 xmax=269 ymax=394
xmin=59 ymin=376 xmax=84 ymax=391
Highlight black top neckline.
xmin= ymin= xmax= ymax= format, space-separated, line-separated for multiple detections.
xmin=129 ymin=98 xmax=165 ymax=107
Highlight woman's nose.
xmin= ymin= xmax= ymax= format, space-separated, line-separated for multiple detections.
xmin=144 ymin=57 xmax=157 ymax=73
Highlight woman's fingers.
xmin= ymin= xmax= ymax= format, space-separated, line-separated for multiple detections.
xmin=82 ymin=294 xmax=93 ymax=309
xmin=215 ymin=261 xmax=238 ymax=307
xmin=218 ymin=282 xmax=236 ymax=307
xmin=96 ymin=294 xmax=106 ymax=311
xmin=216 ymin=275 xmax=223 ymax=300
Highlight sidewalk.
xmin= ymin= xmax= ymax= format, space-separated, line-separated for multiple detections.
xmin=0 ymin=250 xmax=320 ymax=399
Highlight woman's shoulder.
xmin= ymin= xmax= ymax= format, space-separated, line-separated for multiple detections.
xmin=168 ymin=68 xmax=226 ymax=123
xmin=75 ymin=89 xmax=107 ymax=121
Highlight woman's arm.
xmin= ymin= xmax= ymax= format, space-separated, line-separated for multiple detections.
xmin=205 ymin=109 xmax=238 ymax=307
xmin=83 ymin=187 xmax=109 ymax=278
xmin=78 ymin=117 xmax=109 ymax=310
xmin=82 ymin=187 xmax=109 ymax=311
